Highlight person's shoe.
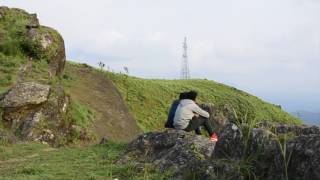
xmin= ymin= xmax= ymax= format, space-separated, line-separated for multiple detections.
xmin=210 ymin=133 xmax=218 ymax=142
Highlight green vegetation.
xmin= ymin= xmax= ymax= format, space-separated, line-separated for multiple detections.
xmin=65 ymin=101 xmax=97 ymax=142
xmin=106 ymin=72 xmax=301 ymax=132
xmin=0 ymin=142 xmax=170 ymax=179
xmin=0 ymin=53 xmax=24 ymax=87
xmin=0 ymin=8 xmax=41 ymax=58
xmin=276 ymin=134 xmax=292 ymax=180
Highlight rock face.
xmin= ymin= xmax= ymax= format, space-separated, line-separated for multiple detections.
xmin=120 ymin=123 xmax=320 ymax=179
xmin=0 ymin=82 xmax=69 ymax=145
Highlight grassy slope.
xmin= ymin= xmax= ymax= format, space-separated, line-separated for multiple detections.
xmin=61 ymin=62 xmax=140 ymax=142
xmin=0 ymin=142 xmax=169 ymax=179
xmin=106 ymin=72 xmax=301 ymax=132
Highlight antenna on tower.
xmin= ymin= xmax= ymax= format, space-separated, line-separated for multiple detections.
xmin=181 ymin=37 xmax=190 ymax=79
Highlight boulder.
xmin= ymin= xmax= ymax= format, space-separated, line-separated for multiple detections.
xmin=286 ymin=135 xmax=320 ymax=179
xmin=258 ymin=121 xmax=320 ymax=136
xmin=213 ymin=123 xmax=245 ymax=159
xmin=120 ymin=122 xmax=320 ymax=179
xmin=201 ymin=103 xmax=235 ymax=134
xmin=0 ymin=82 xmax=50 ymax=108
xmin=118 ymin=129 xmax=215 ymax=178
xmin=0 ymin=82 xmax=70 ymax=145
xmin=27 ymin=26 xmax=66 ymax=76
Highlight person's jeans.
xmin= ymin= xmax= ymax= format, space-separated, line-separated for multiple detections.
xmin=184 ymin=116 xmax=214 ymax=136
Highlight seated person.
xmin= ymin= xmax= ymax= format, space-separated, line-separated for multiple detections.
xmin=173 ymin=91 xmax=218 ymax=142
xmin=165 ymin=92 xmax=187 ymax=128
xmin=165 ymin=92 xmax=202 ymax=134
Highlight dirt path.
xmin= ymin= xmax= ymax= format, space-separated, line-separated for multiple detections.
xmin=63 ymin=64 xmax=140 ymax=143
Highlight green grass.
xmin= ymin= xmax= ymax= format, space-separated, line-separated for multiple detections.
xmin=105 ymin=72 xmax=301 ymax=132
xmin=64 ymin=101 xmax=97 ymax=142
xmin=0 ymin=142 xmax=170 ymax=179
xmin=0 ymin=53 xmax=24 ymax=87
xmin=0 ymin=7 xmax=40 ymax=58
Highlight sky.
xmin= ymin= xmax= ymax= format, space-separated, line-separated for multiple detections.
xmin=2 ymin=0 xmax=320 ymax=112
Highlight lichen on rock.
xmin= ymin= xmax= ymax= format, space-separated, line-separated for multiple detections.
xmin=0 ymin=82 xmax=50 ymax=108
xmin=119 ymin=122 xmax=320 ymax=179
xmin=0 ymin=82 xmax=71 ymax=145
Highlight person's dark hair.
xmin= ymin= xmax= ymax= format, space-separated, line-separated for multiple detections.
xmin=186 ymin=90 xmax=198 ymax=101
xmin=179 ymin=92 xmax=187 ymax=100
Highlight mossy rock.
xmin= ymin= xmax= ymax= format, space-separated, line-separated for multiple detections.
xmin=0 ymin=6 xmax=66 ymax=77
xmin=27 ymin=26 xmax=66 ymax=76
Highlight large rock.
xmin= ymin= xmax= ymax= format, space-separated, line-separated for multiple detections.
xmin=120 ymin=122 xmax=320 ymax=179
xmin=27 ymin=26 xmax=66 ymax=76
xmin=0 ymin=82 xmax=70 ymax=145
xmin=0 ymin=6 xmax=66 ymax=76
xmin=0 ymin=82 xmax=50 ymax=108
xmin=213 ymin=122 xmax=320 ymax=180
xmin=201 ymin=103 xmax=235 ymax=134
xmin=118 ymin=129 xmax=215 ymax=178
xmin=287 ymin=135 xmax=320 ymax=179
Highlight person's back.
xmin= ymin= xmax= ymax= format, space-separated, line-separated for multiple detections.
xmin=173 ymin=90 xmax=218 ymax=142
xmin=173 ymin=99 xmax=209 ymax=129
xmin=164 ymin=92 xmax=187 ymax=128
xmin=165 ymin=99 xmax=180 ymax=128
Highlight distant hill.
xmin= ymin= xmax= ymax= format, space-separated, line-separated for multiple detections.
xmin=291 ymin=111 xmax=320 ymax=125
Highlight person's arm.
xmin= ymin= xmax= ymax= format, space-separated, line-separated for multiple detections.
xmin=191 ymin=103 xmax=210 ymax=118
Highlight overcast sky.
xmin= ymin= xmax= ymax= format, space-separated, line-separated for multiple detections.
xmin=2 ymin=0 xmax=320 ymax=112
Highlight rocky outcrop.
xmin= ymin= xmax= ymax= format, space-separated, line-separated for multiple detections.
xmin=118 ymin=130 xmax=215 ymax=178
xmin=120 ymin=123 xmax=320 ymax=179
xmin=287 ymin=135 xmax=320 ymax=179
xmin=0 ymin=6 xmax=66 ymax=76
xmin=201 ymin=103 xmax=235 ymax=134
xmin=0 ymin=82 xmax=69 ymax=145
xmin=213 ymin=123 xmax=320 ymax=180
xmin=0 ymin=82 xmax=50 ymax=108
xmin=27 ymin=26 xmax=66 ymax=76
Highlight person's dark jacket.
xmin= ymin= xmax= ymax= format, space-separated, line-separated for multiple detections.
xmin=165 ymin=100 xmax=180 ymax=128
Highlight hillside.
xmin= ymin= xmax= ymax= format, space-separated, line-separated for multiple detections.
xmin=104 ymin=72 xmax=301 ymax=132
xmin=62 ymin=62 xmax=140 ymax=142
xmin=0 ymin=6 xmax=139 ymax=144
